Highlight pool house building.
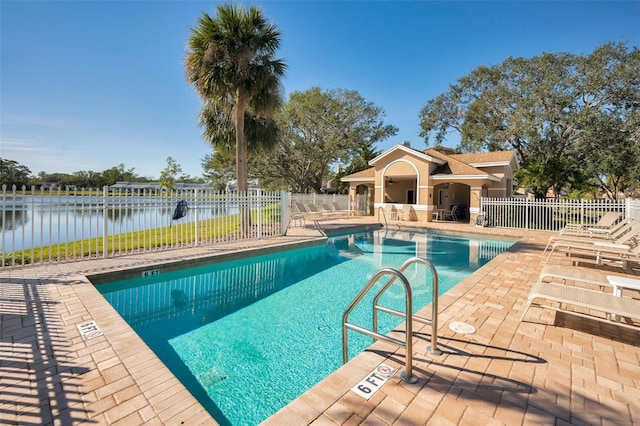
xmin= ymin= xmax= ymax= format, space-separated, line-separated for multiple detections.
xmin=340 ymin=142 xmax=519 ymax=223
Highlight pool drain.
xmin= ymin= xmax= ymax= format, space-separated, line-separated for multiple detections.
xmin=449 ymin=321 xmax=476 ymax=334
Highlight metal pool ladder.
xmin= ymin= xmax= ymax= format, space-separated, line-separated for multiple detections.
xmin=378 ymin=206 xmax=389 ymax=229
xmin=342 ymin=256 xmax=442 ymax=384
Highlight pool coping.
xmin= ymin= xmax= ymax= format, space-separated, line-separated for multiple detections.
xmin=87 ymin=237 xmax=327 ymax=284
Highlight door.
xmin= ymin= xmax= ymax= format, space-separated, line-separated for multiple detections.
xmin=406 ymin=189 xmax=415 ymax=204
xmin=356 ymin=185 xmax=369 ymax=215
xmin=438 ymin=189 xmax=449 ymax=210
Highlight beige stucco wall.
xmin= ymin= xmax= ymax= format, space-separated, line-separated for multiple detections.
xmin=357 ymin=147 xmax=517 ymax=223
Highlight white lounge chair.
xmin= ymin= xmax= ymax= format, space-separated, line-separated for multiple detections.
xmin=520 ymin=280 xmax=640 ymax=330
xmin=545 ymin=226 xmax=640 ymax=267
xmin=294 ymin=202 xmax=322 ymax=221
xmin=543 ymin=218 xmax=639 ymax=253
xmin=538 ymin=264 xmax=610 ymax=288
xmin=560 ymin=211 xmax=622 ymax=235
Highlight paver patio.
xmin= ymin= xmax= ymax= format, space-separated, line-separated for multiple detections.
xmin=1 ymin=218 xmax=638 ymax=425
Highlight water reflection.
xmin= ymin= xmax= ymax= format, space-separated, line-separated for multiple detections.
xmin=0 ymin=210 xmax=28 ymax=231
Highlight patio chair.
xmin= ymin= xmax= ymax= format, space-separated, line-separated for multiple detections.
xmin=543 ymin=218 xmax=639 ymax=253
xmin=291 ymin=203 xmax=305 ymax=227
xmin=441 ymin=206 xmax=457 ymax=221
xmin=538 ymin=264 xmax=640 ymax=296
xmin=294 ymin=202 xmax=321 ymax=221
xmin=397 ymin=205 xmax=412 ymax=221
xmin=383 ymin=204 xmax=397 ymax=221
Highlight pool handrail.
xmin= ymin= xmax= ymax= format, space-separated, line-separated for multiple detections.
xmin=342 ymin=267 xmax=418 ymax=383
xmin=378 ymin=206 xmax=388 ymax=229
xmin=372 ymin=256 xmax=441 ymax=356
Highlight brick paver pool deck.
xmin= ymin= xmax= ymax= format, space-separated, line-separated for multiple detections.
xmin=1 ymin=218 xmax=638 ymax=425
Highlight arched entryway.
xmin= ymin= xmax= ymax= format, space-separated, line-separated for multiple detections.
xmin=382 ymin=160 xmax=419 ymax=205
xmin=355 ymin=184 xmax=370 ymax=215
xmin=433 ymin=182 xmax=471 ymax=221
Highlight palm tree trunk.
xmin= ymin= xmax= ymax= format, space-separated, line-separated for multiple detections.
xmin=234 ymin=90 xmax=251 ymax=234
xmin=235 ymin=90 xmax=248 ymax=193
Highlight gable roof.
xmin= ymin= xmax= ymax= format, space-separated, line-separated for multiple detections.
xmin=449 ymin=151 xmax=517 ymax=167
xmin=426 ymin=149 xmax=489 ymax=176
xmin=339 ymin=167 xmax=375 ymax=182
xmin=369 ymin=143 xmax=445 ymax=166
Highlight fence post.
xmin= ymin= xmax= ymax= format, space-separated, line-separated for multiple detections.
xmin=626 ymin=198 xmax=630 ymax=219
xmin=103 ymin=186 xmax=109 ymax=257
xmin=525 ymin=198 xmax=529 ymax=230
xmin=194 ymin=189 xmax=199 ymax=246
xmin=281 ymin=191 xmax=289 ymax=235
xmin=257 ymin=190 xmax=263 ymax=239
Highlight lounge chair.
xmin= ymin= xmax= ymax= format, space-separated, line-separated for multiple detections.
xmin=539 ymin=264 xmax=640 ymax=296
xmin=520 ymin=280 xmax=640 ymax=330
xmin=543 ymin=218 xmax=639 ymax=253
xmin=560 ymin=211 xmax=622 ymax=235
xmin=538 ymin=264 xmax=610 ymax=289
xmin=306 ymin=204 xmax=327 ymax=220
xmin=294 ymin=202 xmax=322 ymax=221
xmin=332 ymin=201 xmax=351 ymax=216
xmin=322 ymin=204 xmax=339 ymax=219
xmin=545 ymin=228 xmax=640 ymax=268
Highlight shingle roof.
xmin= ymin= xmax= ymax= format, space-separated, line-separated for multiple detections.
xmin=340 ymin=167 xmax=375 ymax=180
xmin=449 ymin=151 xmax=515 ymax=165
xmin=426 ymin=149 xmax=488 ymax=176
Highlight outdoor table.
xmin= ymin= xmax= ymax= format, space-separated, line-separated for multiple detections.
xmin=606 ymin=274 xmax=640 ymax=321
xmin=606 ymin=275 xmax=640 ymax=297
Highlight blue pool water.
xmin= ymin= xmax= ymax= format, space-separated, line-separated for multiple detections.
xmin=96 ymin=228 xmax=514 ymax=425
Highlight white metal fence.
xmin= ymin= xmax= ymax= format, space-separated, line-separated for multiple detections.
xmin=1 ymin=185 xmax=286 ymax=269
xmin=289 ymin=193 xmax=350 ymax=210
xmin=479 ymin=197 xmax=636 ymax=231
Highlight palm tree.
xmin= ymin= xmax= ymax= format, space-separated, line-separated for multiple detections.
xmin=185 ymin=3 xmax=286 ymax=197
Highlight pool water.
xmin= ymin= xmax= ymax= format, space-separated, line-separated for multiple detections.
xmin=97 ymin=229 xmax=513 ymax=425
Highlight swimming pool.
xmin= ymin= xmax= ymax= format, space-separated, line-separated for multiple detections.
xmin=96 ymin=228 xmax=514 ymax=425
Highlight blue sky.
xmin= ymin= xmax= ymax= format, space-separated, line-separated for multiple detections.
xmin=2 ymin=1 xmax=638 ymax=179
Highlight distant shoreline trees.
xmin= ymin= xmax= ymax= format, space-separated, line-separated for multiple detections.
xmin=0 ymin=159 xmax=203 ymax=189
